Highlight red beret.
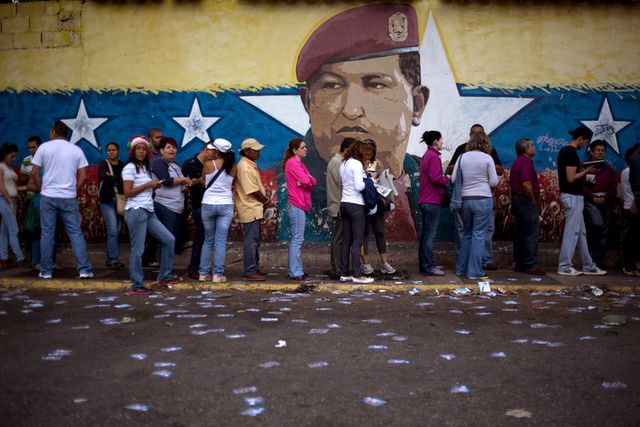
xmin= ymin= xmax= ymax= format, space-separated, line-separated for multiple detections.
xmin=296 ymin=4 xmax=419 ymax=83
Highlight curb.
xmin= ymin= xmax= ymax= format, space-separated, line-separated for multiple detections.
xmin=0 ymin=277 xmax=638 ymax=294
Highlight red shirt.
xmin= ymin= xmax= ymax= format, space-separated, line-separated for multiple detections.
xmin=510 ymin=155 xmax=539 ymax=198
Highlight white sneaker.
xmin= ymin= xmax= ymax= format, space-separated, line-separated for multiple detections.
xmin=78 ymin=272 xmax=94 ymax=279
xmin=339 ymin=275 xmax=353 ymax=283
xmin=428 ymin=267 xmax=446 ymax=276
xmin=380 ymin=263 xmax=396 ymax=275
xmin=38 ymin=272 xmax=52 ymax=279
xmin=557 ymin=267 xmax=582 ymax=276
xmin=352 ymin=276 xmax=374 ymax=284
xmin=362 ymin=263 xmax=374 ymax=275
xmin=212 ymin=274 xmax=227 ymax=283
xmin=583 ymin=266 xmax=607 ymax=276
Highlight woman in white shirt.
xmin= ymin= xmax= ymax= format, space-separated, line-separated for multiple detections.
xmin=339 ymin=140 xmax=374 ymax=284
xmin=451 ymin=131 xmax=499 ymax=279
xmin=198 ymin=139 xmax=236 ymax=283
xmin=122 ymin=137 xmax=177 ymax=295
xmin=0 ymin=143 xmax=26 ymax=267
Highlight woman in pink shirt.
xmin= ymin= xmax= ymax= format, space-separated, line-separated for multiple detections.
xmin=418 ymin=131 xmax=450 ymax=276
xmin=283 ymin=138 xmax=317 ymax=280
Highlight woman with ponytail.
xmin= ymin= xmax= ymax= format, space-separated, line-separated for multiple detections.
xmin=282 ymin=138 xmax=317 ymax=280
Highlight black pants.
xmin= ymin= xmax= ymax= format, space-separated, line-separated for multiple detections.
xmin=242 ymin=220 xmax=261 ymax=276
xmin=623 ymin=209 xmax=640 ymax=271
xmin=187 ymin=207 xmax=205 ymax=274
xmin=340 ymin=202 xmax=366 ymax=277
xmin=512 ymin=196 xmax=539 ymax=271
xmin=363 ymin=211 xmax=387 ymax=256
xmin=330 ymin=215 xmax=343 ymax=276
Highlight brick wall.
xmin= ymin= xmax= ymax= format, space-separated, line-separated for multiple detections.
xmin=0 ymin=0 xmax=82 ymax=50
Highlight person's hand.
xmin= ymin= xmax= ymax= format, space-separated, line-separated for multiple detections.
xmin=584 ymin=165 xmax=597 ymax=174
xmin=296 ymin=180 xmax=302 ymax=187
xmin=593 ymin=197 xmax=605 ymax=205
xmin=631 ymin=201 xmax=637 ymax=215
xmin=149 ymin=179 xmax=162 ymax=189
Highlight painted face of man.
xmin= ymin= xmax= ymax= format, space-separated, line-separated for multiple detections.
xmin=302 ymin=55 xmax=425 ymax=176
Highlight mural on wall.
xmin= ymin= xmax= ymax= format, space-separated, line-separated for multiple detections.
xmin=1 ymin=2 xmax=639 ymax=244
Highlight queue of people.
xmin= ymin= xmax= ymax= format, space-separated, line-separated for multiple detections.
xmin=3 ymin=120 xmax=640 ymax=293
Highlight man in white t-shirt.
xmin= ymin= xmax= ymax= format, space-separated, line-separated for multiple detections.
xmin=30 ymin=121 xmax=93 ymax=279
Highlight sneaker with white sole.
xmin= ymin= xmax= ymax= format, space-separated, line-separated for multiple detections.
xmin=38 ymin=272 xmax=52 ymax=279
xmin=212 ymin=274 xmax=227 ymax=283
xmin=339 ymin=275 xmax=353 ymax=283
xmin=557 ymin=267 xmax=582 ymax=276
xmin=426 ymin=267 xmax=445 ymax=276
xmin=352 ymin=276 xmax=374 ymax=284
xmin=78 ymin=272 xmax=94 ymax=279
xmin=362 ymin=263 xmax=374 ymax=275
xmin=199 ymin=274 xmax=212 ymax=282
xmin=583 ymin=266 xmax=607 ymax=275
xmin=380 ymin=263 xmax=396 ymax=275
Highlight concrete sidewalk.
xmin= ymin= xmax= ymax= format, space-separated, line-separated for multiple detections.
xmin=0 ymin=242 xmax=638 ymax=293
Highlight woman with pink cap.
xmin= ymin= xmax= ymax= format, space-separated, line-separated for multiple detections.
xmin=122 ymin=136 xmax=177 ymax=295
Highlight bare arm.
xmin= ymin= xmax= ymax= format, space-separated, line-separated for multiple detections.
xmin=30 ymin=165 xmax=41 ymax=193
xmin=76 ymin=167 xmax=86 ymax=192
xmin=566 ymin=165 xmax=595 ymax=183
xmin=522 ymin=181 xmax=536 ymax=204
xmin=123 ymin=179 xmax=160 ymax=198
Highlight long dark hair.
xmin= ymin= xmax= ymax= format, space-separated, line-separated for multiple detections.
xmin=282 ymin=138 xmax=304 ymax=171
xmin=421 ymin=130 xmax=441 ymax=146
xmin=342 ymin=140 xmax=366 ymax=166
xmin=0 ymin=142 xmax=18 ymax=162
xmin=217 ymin=150 xmax=236 ymax=174
xmin=129 ymin=145 xmax=151 ymax=176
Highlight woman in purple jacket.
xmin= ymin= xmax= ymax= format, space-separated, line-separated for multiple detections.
xmin=418 ymin=131 xmax=450 ymax=276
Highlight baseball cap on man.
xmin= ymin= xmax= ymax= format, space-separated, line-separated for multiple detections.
xmin=296 ymin=3 xmax=420 ymax=82
xmin=240 ymin=138 xmax=265 ymax=151
xmin=207 ymin=138 xmax=232 ymax=153
xmin=569 ymin=125 xmax=593 ymax=141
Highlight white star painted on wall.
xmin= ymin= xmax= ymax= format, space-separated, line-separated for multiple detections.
xmin=239 ymin=12 xmax=534 ymax=163
xmin=581 ymin=98 xmax=631 ymax=155
xmin=62 ymin=99 xmax=108 ymax=148
xmin=173 ymin=98 xmax=220 ymax=147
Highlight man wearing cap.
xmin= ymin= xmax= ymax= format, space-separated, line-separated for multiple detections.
xmin=295 ymin=3 xmax=428 ymax=239
xmin=236 ymin=138 xmax=268 ymax=281
xmin=182 ymin=143 xmax=215 ymax=280
xmin=556 ymin=125 xmax=606 ymax=276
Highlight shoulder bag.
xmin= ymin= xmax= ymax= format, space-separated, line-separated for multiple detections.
xmin=106 ymin=161 xmax=126 ymax=216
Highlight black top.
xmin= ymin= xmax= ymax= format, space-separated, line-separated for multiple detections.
xmin=450 ymin=143 xmax=502 ymax=168
xmin=98 ymin=159 xmax=125 ymax=204
xmin=557 ymin=145 xmax=583 ymax=195
xmin=630 ymin=149 xmax=640 ymax=202
xmin=182 ymin=156 xmax=205 ymax=209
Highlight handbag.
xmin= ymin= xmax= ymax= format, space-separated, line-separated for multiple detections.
xmin=450 ymin=154 xmax=464 ymax=211
xmin=24 ymin=193 xmax=41 ymax=236
xmin=106 ymin=161 xmax=126 ymax=216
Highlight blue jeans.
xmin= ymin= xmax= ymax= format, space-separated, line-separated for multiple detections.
xmin=199 ymin=204 xmax=233 ymax=276
xmin=456 ymin=198 xmax=493 ymax=277
xmin=40 ymin=196 xmax=91 ymax=275
xmin=511 ymin=196 xmax=539 ymax=271
xmin=584 ymin=201 xmax=611 ymax=268
xmin=242 ymin=220 xmax=261 ymax=276
xmin=0 ymin=198 xmax=24 ymax=262
xmin=124 ymin=208 xmax=175 ymax=289
xmin=188 ymin=207 xmax=205 ymax=274
xmin=419 ymin=203 xmax=440 ymax=272
xmin=483 ymin=209 xmax=495 ymax=265
xmin=559 ymin=193 xmax=596 ymax=271
xmin=100 ymin=202 xmax=120 ymax=264
xmin=287 ymin=204 xmax=306 ymax=277
xmin=154 ymin=202 xmax=182 ymax=240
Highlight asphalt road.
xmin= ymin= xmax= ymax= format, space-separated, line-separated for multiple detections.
xmin=1 ymin=286 xmax=639 ymax=426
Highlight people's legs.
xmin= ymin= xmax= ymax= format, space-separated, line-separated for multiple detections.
xmin=482 ymin=208 xmax=495 ymax=266
xmin=454 ymin=209 xmax=463 ymax=256
xmin=58 ymin=198 xmax=92 ymax=274
xmin=558 ymin=194 xmax=582 ymax=271
xmin=287 ymin=204 xmax=306 ymax=277
xmin=124 ymin=209 xmax=147 ymax=289
xmin=147 ymin=212 xmax=176 ymax=281
xmin=362 ymin=215 xmax=372 ymax=257
xmin=520 ymin=199 xmax=540 ymax=270
xmin=347 ymin=203 xmax=366 ymax=278
xmin=340 ymin=203 xmax=353 ymax=277
xmin=419 ymin=203 xmax=440 ymax=272
xmin=467 ymin=198 xmax=493 ymax=277
xmin=0 ymin=217 xmax=8 ymax=261
xmin=622 ymin=209 xmax=640 ymax=271
xmin=330 ymin=215 xmax=343 ymax=276
xmin=455 ymin=203 xmax=474 ymax=276
xmin=589 ymin=204 xmax=610 ymax=267
xmin=38 ymin=196 xmax=57 ymax=275
xmin=0 ymin=198 xmax=24 ymax=262
xmin=154 ymin=203 xmax=178 ymax=239
xmin=574 ymin=197 xmax=596 ymax=270
xmin=370 ymin=211 xmax=387 ymax=260
xmin=100 ymin=202 xmax=119 ymax=264
xmin=188 ymin=207 xmax=205 ymax=274
xmin=199 ymin=204 xmax=216 ymax=277
xmin=242 ymin=220 xmax=260 ymax=276
xmin=213 ymin=204 xmax=233 ymax=275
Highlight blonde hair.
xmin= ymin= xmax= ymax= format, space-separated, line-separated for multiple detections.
xmin=466 ymin=131 xmax=492 ymax=154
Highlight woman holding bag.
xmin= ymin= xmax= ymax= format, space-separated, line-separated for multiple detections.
xmin=98 ymin=142 xmax=126 ymax=270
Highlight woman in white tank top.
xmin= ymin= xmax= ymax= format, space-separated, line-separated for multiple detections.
xmin=0 ymin=143 xmax=26 ymax=267
xmin=199 ymin=138 xmax=236 ymax=283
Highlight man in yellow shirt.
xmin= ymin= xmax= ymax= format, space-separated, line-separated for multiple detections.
xmin=235 ymin=138 xmax=268 ymax=281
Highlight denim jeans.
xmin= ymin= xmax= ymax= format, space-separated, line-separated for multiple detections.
xmin=124 ymin=208 xmax=175 ymax=289
xmin=154 ymin=202 xmax=182 ymax=240
xmin=558 ymin=193 xmax=596 ymax=271
xmin=199 ymin=204 xmax=233 ymax=276
xmin=188 ymin=207 xmax=205 ymax=274
xmin=40 ymin=196 xmax=91 ymax=275
xmin=330 ymin=215 xmax=343 ymax=276
xmin=483 ymin=208 xmax=495 ymax=266
xmin=419 ymin=203 xmax=440 ymax=272
xmin=242 ymin=220 xmax=261 ymax=276
xmin=456 ymin=198 xmax=493 ymax=277
xmin=0 ymin=197 xmax=24 ymax=262
xmin=340 ymin=202 xmax=366 ymax=277
xmin=584 ymin=201 xmax=611 ymax=267
xmin=287 ymin=204 xmax=306 ymax=277
xmin=511 ymin=196 xmax=539 ymax=271
xmin=100 ymin=202 xmax=120 ymax=264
